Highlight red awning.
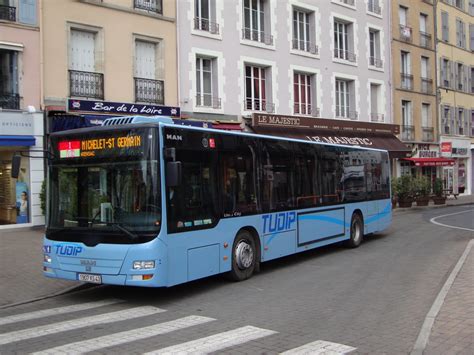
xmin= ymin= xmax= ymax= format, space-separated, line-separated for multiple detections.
xmin=213 ymin=123 xmax=242 ymax=131
xmin=402 ymin=157 xmax=455 ymax=167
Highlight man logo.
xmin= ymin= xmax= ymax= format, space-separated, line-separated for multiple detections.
xmin=166 ymin=134 xmax=183 ymax=141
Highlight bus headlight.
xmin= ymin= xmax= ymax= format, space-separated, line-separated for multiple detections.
xmin=133 ymin=260 xmax=155 ymax=270
xmin=44 ymin=254 xmax=52 ymax=263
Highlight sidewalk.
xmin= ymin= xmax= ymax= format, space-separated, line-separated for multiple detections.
xmin=0 ymin=227 xmax=79 ymax=308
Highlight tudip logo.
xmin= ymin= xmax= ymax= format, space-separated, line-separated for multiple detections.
xmin=262 ymin=211 xmax=296 ymax=234
xmin=55 ymin=244 xmax=83 ymax=256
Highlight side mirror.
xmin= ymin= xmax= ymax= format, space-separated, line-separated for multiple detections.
xmin=166 ymin=161 xmax=182 ymax=187
xmin=11 ymin=154 xmax=21 ymax=179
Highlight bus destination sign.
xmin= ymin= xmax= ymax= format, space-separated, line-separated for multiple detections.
xmin=59 ymin=134 xmax=143 ymax=159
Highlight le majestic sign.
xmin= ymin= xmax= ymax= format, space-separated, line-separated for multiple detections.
xmin=252 ymin=113 xmax=400 ymax=135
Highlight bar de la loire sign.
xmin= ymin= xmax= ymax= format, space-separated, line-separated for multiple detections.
xmin=68 ymin=99 xmax=180 ymax=117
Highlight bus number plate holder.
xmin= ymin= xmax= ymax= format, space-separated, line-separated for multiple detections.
xmin=78 ymin=273 xmax=102 ymax=284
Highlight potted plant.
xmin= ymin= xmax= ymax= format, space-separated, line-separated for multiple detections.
xmin=397 ymin=175 xmax=414 ymax=208
xmin=432 ymin=178 xmax=446 ymax=205
xmin=414 ymin=176 xmax=431 ymax=206
xmin=391 ymin=177 xmax=399 ymax=208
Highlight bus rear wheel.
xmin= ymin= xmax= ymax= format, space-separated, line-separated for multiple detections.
xmin=229 ymin=231 xmax=256 ymax=281
xmin=346 ymin=213 xmax=363 ymax=248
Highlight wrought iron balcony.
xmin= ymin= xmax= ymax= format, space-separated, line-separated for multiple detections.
xmin=292 ymin=39 xmax=319 ymax=55
xmin=0 ymin=4 xmax=16 ymax=21
xmin=242 ymin=28 xmax=273 ymax=45
xmin=401 ymin=125 xmax=415 ymax=141
xmin=421 ymin=77 xmax=433 ymax=94
xmin=69 ymin=70 xmax=104 ymax=100
xmin=194 ymin=17 xmax=219 ymax=35
xmin=135 ymin=77 xmax=164 ymax=104
xmin=0 ymin=93 xmax=20 ymax=110
xmin=422 ymin=127 xmax=434 ymax=142
xmin=400 ymin=73 xmax=414 ymax=90
xmin=244 ymin=98 xmax=275 ymax=113
xmin=367 ymin=0 xmax=381 ymax=15
xmin=419 ymin=32 xmax=432 ymax=49
xmin=369 ymin=56 xmax=383 ymax=68
xmin=336 ymin=107 xmax=358 ymax=120
xmin=294 ymin=103 xmax=320 ymax=117
xmin=399 ymin=25 xmax=412 ymax=42
xmin=134 ymin=0 xmax=162 ymax=14
xmin=370 ymin=113 xmax=384 ymax=122
xmin=334 ymin=49 xmax=357 ymax=62
xmin=196 ymin=95 xmax=221 ymax=109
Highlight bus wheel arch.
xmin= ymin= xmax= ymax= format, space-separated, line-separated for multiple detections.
xmin=346 ymin=210 xmax=364 ymax=248
xmin=228 ymin=227 xmax=260 ymax=281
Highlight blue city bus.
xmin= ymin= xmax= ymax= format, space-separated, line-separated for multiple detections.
xmin=42 ymin=116 xmax=391 ymax=287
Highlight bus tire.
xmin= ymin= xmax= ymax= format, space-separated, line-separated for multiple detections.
xmin=346 ymin=212 xmax=363 ymax=248
xmin=229 ymin=230 xmax=257 ymax=281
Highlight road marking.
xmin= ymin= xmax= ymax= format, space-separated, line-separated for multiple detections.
xmin=281 ymin=340 xmax=357 ymax=354
xmin=31 ymin=315 xmax=215 ymax=355
xmin=0 ymin=306 xmax=164 ymax=345
xmin=430 ymin=209 xmax=474 ymax=232
xmin=0 ymin=299 xmax=122 ymax=326
xmin=145 ymin=325 xmax=277 ymax=354
xmin=411 ymin=239 xmax=474 ymax=355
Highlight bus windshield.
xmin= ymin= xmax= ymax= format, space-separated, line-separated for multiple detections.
xmin=47 ymin=128 xmax=161 ymax=242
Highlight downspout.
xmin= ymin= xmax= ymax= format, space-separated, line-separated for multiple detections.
xmin=175 ymin=0 xmax=180 ymax=109
xmin=433 ymin=0 xmax=441 ymax=179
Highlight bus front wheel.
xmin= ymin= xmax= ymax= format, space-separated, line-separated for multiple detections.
xmin=229 ymin=231 xmax=257 ymax=281
xmin=346 ymin=213 xmax=363 ymax=248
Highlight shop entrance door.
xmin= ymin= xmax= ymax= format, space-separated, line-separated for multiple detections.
xmin=443 ymin=167 xmax=454 ymax=194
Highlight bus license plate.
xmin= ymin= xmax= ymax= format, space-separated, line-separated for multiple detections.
xmin=78 ymin=273 xmax=102 ymax=284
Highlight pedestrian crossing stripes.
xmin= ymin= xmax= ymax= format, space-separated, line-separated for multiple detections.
xmin=30 ymin=315 xmax=215 ymax=355
xmin=0 ymin=299 xmax=122 ymax=326
xmin=144 ymin=325 xmax=278 ymax=354
xmin=0 ymin=300 xmax=358 ymax=354
xmin=280 ymin=340 xmax=357 ymax=354
xmin=0 ymin=306 xmax=165 ymax=346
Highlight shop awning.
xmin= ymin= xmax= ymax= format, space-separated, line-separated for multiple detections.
xmin=402 ymin=157 xmax=455 ymax=167
xmin=0 ymin=135 xmax=36 ymax=146
xmin=213 ymin=123 xmax=242 ymax=131
xmin=251 ymin=126 xmax=411 ymax=159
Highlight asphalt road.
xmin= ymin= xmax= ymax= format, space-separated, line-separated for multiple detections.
xmin=0 ymin=205 xmax=472 ymax=354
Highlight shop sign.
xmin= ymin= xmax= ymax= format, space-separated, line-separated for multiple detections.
xmin=441 ymin=142 xmax=452 ymax=154
xmin=440 ymin=138 xmax=470 ymax=158
xmin=68 ymin=99 xmax=180 ymax=118
xmin=412 ymin=144 xmax=438 ymax=158
xmin=306 ymin=135 xmax=373 ymax=146
xmin=0 ymin=113 xmax=34 ymax=135
xmin=252 ymin=113 xmax=400 ymax=134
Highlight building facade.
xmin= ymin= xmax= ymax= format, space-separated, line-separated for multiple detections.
xmin=177 ymin=0 xmax=393 ymax=131
xmin=391 ymin=0 xmax=439 ymax=181
xmin=436 ymin=0 xmax=474 ymax=195
xmin=42 ymin=0 xmax=178 ymax=130
xmin=1 ymin=0 xmax=44 ymax=228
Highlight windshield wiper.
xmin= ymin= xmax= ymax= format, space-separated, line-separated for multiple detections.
xmin=109 ymin=223 xmax=139 ymax=241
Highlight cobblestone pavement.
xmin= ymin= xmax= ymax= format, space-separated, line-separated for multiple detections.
xmin=0 ymin=201 xmax=472 ymax=354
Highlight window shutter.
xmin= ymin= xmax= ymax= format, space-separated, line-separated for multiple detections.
xmin=440 ymin=58 xmax=445 ymax=83
xmin=470 ymin=24 xmax=474 ymax=51
xmin=464 ymin=65 xmax=469 ymax=93
xmin=349 ymin=81 xmax=356 ymax=117
xmin=441 ymin=12 xmax=449 ymax=41
xmin=19 ymin=0 xmax=37 ymax=26
xmin=449 ymin=61 xmax=455 ymax=88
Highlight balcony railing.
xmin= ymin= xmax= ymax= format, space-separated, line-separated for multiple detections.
xmin=369 ymin=56 xmax=383 ymax=68
xmin=0 ymin=93 xmax=20 ymax=110
xmin=0 ymin=4 xmax=16 ymax=21
xmin=244 ymin=98 xmax=275 ymax=113
xmin=400 ymin=73 xmax=414 ymax=90
xmin=134 ymin=0 xmax=162 ymax=14
xmin=294 ymin=103 xmax=320 ymax=117
xmin=421 ymin=77 xmax=433 ymax=94
xmin=69 ymin=70 xmax=104 ymax=100
xmin=196 ymin=95 xmax=221 ymax=109
xmin=336 ymin=108 xmax=358 ymax=120
xmin=401 ymin=125 xmax=415 ymax=141
xmin=135 ymin=77 xmax=164 ymax=104
xmin=242 ymin=28 xmax=273 ymax=45
xmin=334 ymin=49 xmax=357 ymax=62
xmin=194 ymin=17 xmax=219 ymax=35
xmin=367 ymin=0 xmax=381 ymax=15
xmin=336 ymin=0 xmax=355 ymax=6
xmin=292 ymin=39 xmax=319 ymax=55
xmin=399 ymin=25 xmax=412 ymax=42
xmin=370 ymin=113 xmax=384 ymax=122
xmin=422 ymin=127 xmax=434 ymax=142
xmin=419 ymin=32 xmax=432 ymax=49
